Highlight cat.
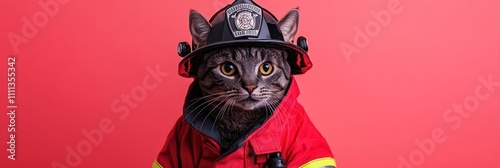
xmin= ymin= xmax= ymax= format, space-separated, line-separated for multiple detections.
xmin=154 ymin=2 xmax=336 ymax=167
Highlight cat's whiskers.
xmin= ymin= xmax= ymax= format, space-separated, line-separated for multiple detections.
xmin=200 ymin=98 xmax=228 ymax=131
xmin=184 ymin=93 xmax=227 ymax=116
xmin=186 ymin=95 xmax=225 ymax=122
xmin=268 ymin=94 xmax=299 ymax=133
xmin=264 ymin=99 xmax=273 ymax=122
xmin=185 ymin=90 xmax=238 ymax=120
xmin=187 ymin=92 xmax=227 ymax=103
xmin=256 ymin=98 xmax=280 ymax=136
xmin=211 ymin=101 xmax=227 ymax=132
xmin=272 ymin=99 xmax=291 ymax=136
xmin=211 ymin=99 xmax=236 ymax=133
xmin=276 ymin=95 xmax=301 ymax=133
xmin=268 ymin=99 xmax=288 ymax=133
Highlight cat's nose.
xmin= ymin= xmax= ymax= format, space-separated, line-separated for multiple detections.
xmin=244 ymin=85 xmax=257 ymax=93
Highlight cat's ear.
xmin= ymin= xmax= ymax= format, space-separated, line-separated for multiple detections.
xmin=278 ymin=8 xmax=299 ymax=43
xmin=189 ymin=10 xmax=211 ymax=49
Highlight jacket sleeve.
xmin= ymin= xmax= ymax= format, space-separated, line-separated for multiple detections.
xmin=285 ymin=104 xmax=337 ymax=168
xmin=153 ymin=117 xmax=184 ymax=168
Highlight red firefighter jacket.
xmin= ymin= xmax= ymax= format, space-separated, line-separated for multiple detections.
xmin=154 ymin=79 xmax=336 ymax=168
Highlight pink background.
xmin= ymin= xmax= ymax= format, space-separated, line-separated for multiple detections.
xmin=1 ymin=0 xmax=500 ymax=167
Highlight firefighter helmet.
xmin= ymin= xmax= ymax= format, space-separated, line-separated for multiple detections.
xmin=177 ymin=0 xmax=312 ymax=78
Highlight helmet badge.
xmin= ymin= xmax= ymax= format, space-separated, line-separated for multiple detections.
xmin=226 ymin=3 xmax=263 ymax=38
xmin=233 ymin=11 xmax=258 ymax=30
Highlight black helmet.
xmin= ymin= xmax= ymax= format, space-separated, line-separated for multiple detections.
xmin=177 ymin=0 xmax=312 ymax=78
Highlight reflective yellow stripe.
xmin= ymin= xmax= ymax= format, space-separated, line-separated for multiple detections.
xmin=300 ymin=157 xmax=336 ymax=168
xmin=152 ymin=160 xmax=163 ymax=168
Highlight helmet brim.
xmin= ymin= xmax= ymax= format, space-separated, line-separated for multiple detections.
xmin=178 ymin=39 xmax=312 ymax=78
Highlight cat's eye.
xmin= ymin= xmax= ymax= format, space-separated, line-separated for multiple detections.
xmin=259 ymin=62 xmax=273 ymax=76
xmin=220 ymin=62 xmax=236 ymax=76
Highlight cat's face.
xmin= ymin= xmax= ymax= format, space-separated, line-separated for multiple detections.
xmin=188 ymin=8 xmax=300 ymax=111
xmin=196 ymin=47 xmax=291 ymax=110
